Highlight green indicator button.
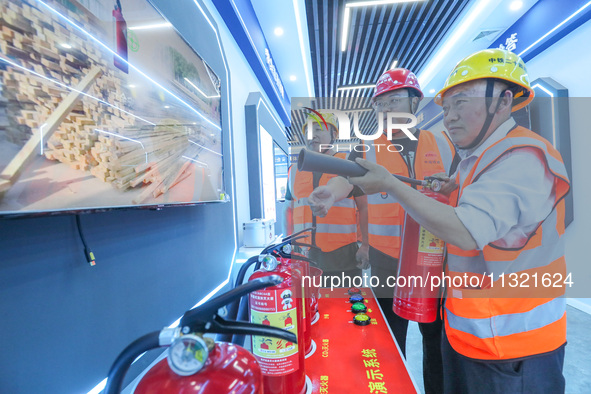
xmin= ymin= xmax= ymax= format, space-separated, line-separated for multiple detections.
xmin=351 ymin=302 xmax=367 ymax=314
xmin=353 ymin=313 xmax=371 ymax=326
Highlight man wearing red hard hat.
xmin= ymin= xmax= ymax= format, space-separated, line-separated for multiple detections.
xmin=308 ymin=68 xmax=459 ymax=393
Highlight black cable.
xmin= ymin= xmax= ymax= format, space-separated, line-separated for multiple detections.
xmin=75 ymin=214 xmax=96 ymax=266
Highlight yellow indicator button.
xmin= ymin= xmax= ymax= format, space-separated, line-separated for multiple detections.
xmin=353 ymin=313 xmax=371 ymax=326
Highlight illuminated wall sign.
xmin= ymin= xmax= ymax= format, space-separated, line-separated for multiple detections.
xmin=213 ymin=0 xmax=291 ymax=125
xmin=490 ymin=0 xmax=591 ymax=61
xmin=265 ymin=48 xmax=285 ymax=99
xmin=417 ymin=0 xmax=591 ymax=131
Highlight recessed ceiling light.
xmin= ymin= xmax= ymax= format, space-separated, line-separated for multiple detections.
xmin=60 ymin=43 xmax=72 ymax=49
xmin=429 ymin=89 xmax=436 ymax=94
xmin=128 ymin=84 xmax=136 ymax=88
xmin=164 ymin=105 xmax=171 ymax=109
xmin=274 ymin=27 xmax=284 ymax=36
xmin=289 ymin=75 xmax=297 ymax=81
xmin=509 ymin=0 xmax=523 ymax=11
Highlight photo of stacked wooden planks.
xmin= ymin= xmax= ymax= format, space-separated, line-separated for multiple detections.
xmin=0 ymin=0 xmax=223 ymax=213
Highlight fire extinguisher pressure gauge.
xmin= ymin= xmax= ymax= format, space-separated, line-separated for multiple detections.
xmin=167 ymin=334 xmax=209 ymax=376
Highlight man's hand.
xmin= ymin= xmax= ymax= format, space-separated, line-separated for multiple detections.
xmin=348 ymin=158 xmax=393 ymax=195
xmin=356 ymin=244 xmax=370 ymax=270
xmin=308 ymin=186 xmax=336 ymax=217
xmin=430 ymin=172 xmax=458 ymax=196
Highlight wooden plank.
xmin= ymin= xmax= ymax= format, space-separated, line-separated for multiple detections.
xmin=0 ymin=66 xmax=102 ymax=193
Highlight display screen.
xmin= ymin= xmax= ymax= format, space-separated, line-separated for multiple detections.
xmin=274 ymin=142 xmax=287 ymax=201
xmin=0 ymin=0 xmax=224 ymax=216
xmin=259 ymin=125 xmax=275 ymax=221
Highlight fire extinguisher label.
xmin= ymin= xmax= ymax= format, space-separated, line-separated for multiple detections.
xmin=417 ymin=226 xmax=444 ymax=267
xmin=250 ymin=289 xmax=299 ymax=375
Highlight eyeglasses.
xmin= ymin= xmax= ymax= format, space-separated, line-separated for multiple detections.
xmin=371 ymin=96 xmax=410 ymax=110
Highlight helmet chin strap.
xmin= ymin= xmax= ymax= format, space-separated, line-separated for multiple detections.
xmin=460 ymin=79 xmax=506 ymax=150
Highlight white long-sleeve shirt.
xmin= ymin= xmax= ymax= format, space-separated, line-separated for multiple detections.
xmin=453 ymin=118 xmax=556 ymax=250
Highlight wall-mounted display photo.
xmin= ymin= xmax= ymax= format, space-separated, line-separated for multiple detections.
xmin=0 ymin=0 xmax=224 ymax=216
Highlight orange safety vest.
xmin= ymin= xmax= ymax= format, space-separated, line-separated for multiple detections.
xmin=445 ymin=126 xmax=570 ymax=361
xmin=290 ymin=152 xmax=358 ymax=252
xmin=365 ymin=131 xmax=456 ymax=259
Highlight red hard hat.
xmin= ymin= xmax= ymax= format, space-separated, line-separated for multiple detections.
xmin=373 ymin=68 xmax=423 ymax=99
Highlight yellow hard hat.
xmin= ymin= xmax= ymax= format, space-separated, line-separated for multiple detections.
xmin=301 ymin=110 xmax=338 ymax=136
xmin=434 ymin=49 xmax=534 ymax=111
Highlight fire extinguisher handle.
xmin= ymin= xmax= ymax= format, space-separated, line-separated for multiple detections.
xmin=179 ymin=275 xmax=283 ymax=329
xmin=206 ymin=315 xmax=297 ymax=343
xmin=261 ymin=233 xmax=312 ymax=259
xmin=282 ymin=226 xmax=316 ymax=243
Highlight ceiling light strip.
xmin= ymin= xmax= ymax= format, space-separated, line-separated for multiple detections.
xmin=293 ymin=0 xmax=314 ymax=96
xmin=341 ymin=0 xmax=426 ymax=52
xmin=128 ymin=22 xmax=172 ymax=31
xmin=347 ymin=0 xmax=425 ymax=8
xmin=341 ymin=7 xmax=351 ymax=51
xmin=337 ymin=84 xmax=375 ymax=91
xmin=518 ymin=0 xmax=591 ymax=58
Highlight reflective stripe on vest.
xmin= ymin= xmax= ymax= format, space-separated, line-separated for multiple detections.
xmin=365 ymin=131 xmax=454 ymax=258
xmin=445 ymin=126 xmax=570 ymax=361
xmin=367 ymin=223 xmax=402 ymax=237
xmin=446 ymin=297 xmax=565 ymax=339
xmin=291 ymin=152 xmax=357 ymax=252
xmin=448 ymin=209 xmax=564 ymax=280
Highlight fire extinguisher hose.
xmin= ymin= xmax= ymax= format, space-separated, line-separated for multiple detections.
xmin=218 ymin=255 xmax=260 ymax=342
xmin=104 ymin=331 xmax=161 ymax=394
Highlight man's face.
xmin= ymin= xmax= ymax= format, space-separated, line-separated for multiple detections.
xmin=442 ymin=81 xmax=489 ymax=148
xmin=307 ymin=122 xmax=334 ymax=152
xmin=372 ymin=89 xmax=415 ymax=131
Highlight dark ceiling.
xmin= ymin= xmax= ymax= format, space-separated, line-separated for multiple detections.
xmin=287 ymin=0 xmax=471 ymax=146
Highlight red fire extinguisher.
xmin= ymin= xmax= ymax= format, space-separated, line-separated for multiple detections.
xmin=103 ymin=276 xmax=296 ymax=394
xmin=112 ymin=0 xmax=129 ymax=73
xmin=271 ymin=236 xmax=322 ymax=356
xmin=222 ymin=228 xmax=317 ymax=355
xmin=249 ymin=253 xmax=307 ymax=394
xmin=393 ymin=188 xmax=449 ymax=323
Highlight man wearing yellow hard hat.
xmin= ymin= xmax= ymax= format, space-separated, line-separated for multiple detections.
xmin=285 ymin=112 xmax=369 ymax=278
xmin=346 ymin=48 xmax=570 ymax=393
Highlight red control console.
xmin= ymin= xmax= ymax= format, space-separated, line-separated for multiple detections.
xmin=305 ymin=288 xmax=418 ymax=393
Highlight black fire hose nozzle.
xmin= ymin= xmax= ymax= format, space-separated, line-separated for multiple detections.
xmin=298 ymin=149 xmax=443 ymax=191
xmin=298 ymin=149 xmax=367 ymax=177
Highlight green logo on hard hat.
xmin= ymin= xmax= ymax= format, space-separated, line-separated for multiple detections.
xmin=304 ymin=107 xmax=330 ymax=132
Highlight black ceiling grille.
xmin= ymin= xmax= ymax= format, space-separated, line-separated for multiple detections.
xmin=290 ymin=0 xmax=471 ymax=146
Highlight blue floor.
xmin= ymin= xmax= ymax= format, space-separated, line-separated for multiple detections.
xmin=405 ymin=305 xmax=591 ymax=394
